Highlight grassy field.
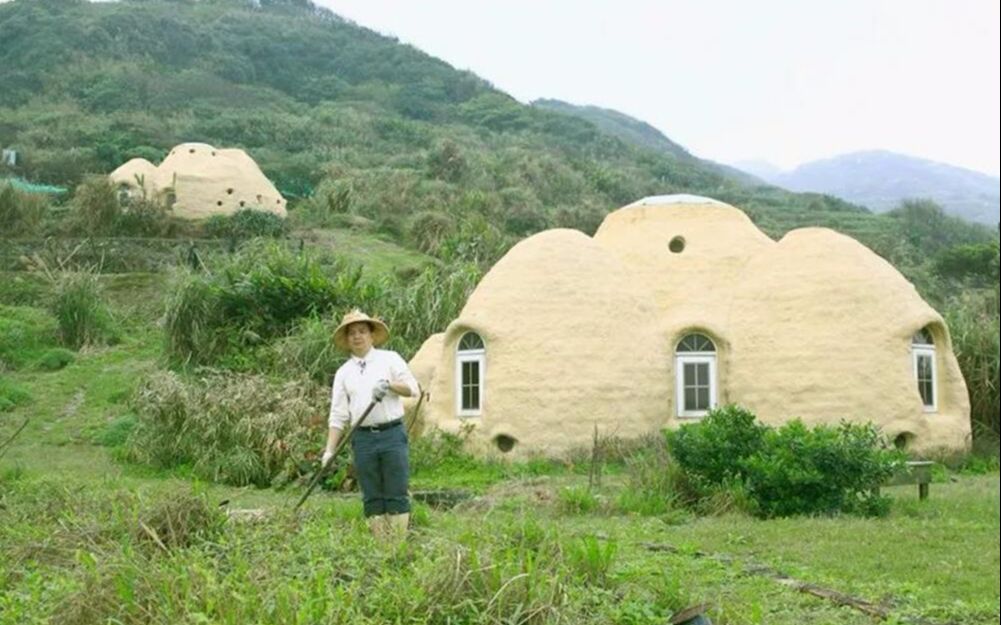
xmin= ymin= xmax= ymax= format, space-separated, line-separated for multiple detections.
xmin=2 ymin=315 xmax=998 ymax=625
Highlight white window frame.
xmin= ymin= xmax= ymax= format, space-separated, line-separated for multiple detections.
xmin=675 ymin=352 xmax=717 ymax=418
xmin=911 ymin=345 xmax=937 ymax=413
xmin=455 ymin=334 xmax=485 ymax=418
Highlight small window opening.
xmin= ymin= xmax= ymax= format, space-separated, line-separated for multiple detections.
xmin=227 ymin=188 xmax=234 ymax=195
xmin=669 ymin=236 xmax=686 ymax=253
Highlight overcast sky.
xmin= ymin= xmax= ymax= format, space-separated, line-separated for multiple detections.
xmin=316 ymin=0 xmax=1000 ymax=177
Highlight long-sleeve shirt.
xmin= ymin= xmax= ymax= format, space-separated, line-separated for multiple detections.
xmin=328 ymin=348 xmax=420 ymax=430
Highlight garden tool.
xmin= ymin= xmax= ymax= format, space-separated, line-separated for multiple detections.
xmin=295 ymin=398 xmax=380 ymax=510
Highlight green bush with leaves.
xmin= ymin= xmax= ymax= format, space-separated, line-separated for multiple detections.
xmin=667 ymin=406 xmax=902 ymax=517
xmin=163 ymin=243 xmax=356 ymax=367
xmin=741 ymin=420 xmax=899 ymax=517
xmin=202 ymin=209 xmax=289 ymax=240
xmin=666 ymin=404 xmax=765 ymax=485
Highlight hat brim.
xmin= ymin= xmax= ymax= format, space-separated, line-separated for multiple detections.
xmin=333 ymin=318 xmax=389 ymax=351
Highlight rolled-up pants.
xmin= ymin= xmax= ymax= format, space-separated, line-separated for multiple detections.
xmin=351 ymin=422 xmax=410 ymax=517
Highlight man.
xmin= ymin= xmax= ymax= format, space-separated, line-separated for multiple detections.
xmin=323 ymin=309 xmax=419 ymax=540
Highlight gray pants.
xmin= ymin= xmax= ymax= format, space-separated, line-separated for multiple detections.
xmin=351 ymin=424 xmax=410 ymax=517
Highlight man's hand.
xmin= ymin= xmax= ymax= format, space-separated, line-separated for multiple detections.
xmin=373 ymin=379 xmax=391 ymax=401
xmin=321 ymin=448 xmax=335 ymax=466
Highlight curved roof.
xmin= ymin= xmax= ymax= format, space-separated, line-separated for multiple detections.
xmin=108 ymin=143 xmax=286 ymax=220
xmin=594 ymin=195 xmax=773 ymax=331
xmin=422 ymin=228 xmax=671 ymax=456
xmin=726 ymin=227 xmax=969 ymax=447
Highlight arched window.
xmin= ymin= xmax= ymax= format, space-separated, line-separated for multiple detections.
xmin=675 ymin=333 xmax=717 ymax=418
xmin=911 ymin=328 xmax=936 ymax=412
xmin=455 ymin=332 xmax=485 ymax=417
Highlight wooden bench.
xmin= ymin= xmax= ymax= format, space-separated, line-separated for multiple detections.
xmin=882 ymin=460 xmax=934 ymax=500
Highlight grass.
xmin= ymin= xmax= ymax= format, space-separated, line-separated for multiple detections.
xmin=1 ymin=265 xmax=997 ymax=624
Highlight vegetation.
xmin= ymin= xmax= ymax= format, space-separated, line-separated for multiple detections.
xmin=666 ymin=406 xmax=903 ymax=517
xmin=0 ymin=0 xmax=998 ymax=621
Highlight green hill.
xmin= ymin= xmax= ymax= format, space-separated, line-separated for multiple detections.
xmin=1 ymin=0 xmax=995 ymax=295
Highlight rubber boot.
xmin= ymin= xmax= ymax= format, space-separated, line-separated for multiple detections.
xmin=386 ymin=513 xmax=409 ymax=542
xmin=366 ymin=514 xmax=387 ymax=539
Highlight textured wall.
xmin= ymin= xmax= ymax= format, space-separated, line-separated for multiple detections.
xmin=412 ymin=196 xmax=971 ymax=456
xmin=726 ymin=227 xmax=970 ymax=452
xmin=109 ymin=143 xmax=287 ymax=220
xmin=421 ymin=229 xmax=671 ymax=458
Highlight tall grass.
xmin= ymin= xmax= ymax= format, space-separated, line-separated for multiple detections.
xmin=163 ymin=243 xmax=480 ymax=369
xmin=0 ymin=182 xmax=48 ymax=237
xmin=50 ymin=271 xmax=118 ymax=349
xmin=945 ymin=289 xmax=1000 ymax=449
xmin=125 ymin=371 xmax=325 ymax=486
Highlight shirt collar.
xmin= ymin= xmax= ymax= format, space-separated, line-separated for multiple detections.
xmin=352 ymin=348 xmax=374 ymax=366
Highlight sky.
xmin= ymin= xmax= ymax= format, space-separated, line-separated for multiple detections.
xmin=316 ymin=0 xmax=1001 ymax=177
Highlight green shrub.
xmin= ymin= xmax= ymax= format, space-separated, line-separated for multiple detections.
xmin=741 ymin=420 xmax=899 ymax=517
xmin=115 ymin=196 xmax=174 ymax=237
xmin=667 ymin=406 xmax=901 ymax=518
xmin=163 ymin=244 xmax=354 ymax=367
xmin=125 ymin=371 xmax=325 ymax=486
xmin=202 ymin=209 xmax=288 ymax=240
xmin=407 ymin=210 xmax=455 ymax=255
xmin=0 ymin=182 xmax=48 ymax=237
xmin=50 ymin=271 xmax=118 ymax=349
xmin=34 ymin=347 xmax=75 ymax=371
xmin=666 ymin=405 xmax=765 ymax=485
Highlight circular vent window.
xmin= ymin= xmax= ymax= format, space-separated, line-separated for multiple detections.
xmin=669 ymin=236 xmax=686 ymax=253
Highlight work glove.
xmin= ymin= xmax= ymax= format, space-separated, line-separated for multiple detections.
xmin=321 ymin=448 xmax=335 ymax=466
xmin=373 ymin=379 xmax=391 ymax=401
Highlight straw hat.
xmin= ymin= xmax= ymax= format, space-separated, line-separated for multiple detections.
xmin=332 ymin=309 xmax=390 ymax=351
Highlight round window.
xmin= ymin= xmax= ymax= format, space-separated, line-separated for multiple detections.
xmin=669 ymin=236 xmax=686 ymax=253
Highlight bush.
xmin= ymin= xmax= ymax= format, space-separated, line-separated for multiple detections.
xmin=741 ymin=420 xmax=899 ymax=517
xmin=202 ymin=209 xmax=288 ymax=240
xmin=69 ymin=176 xmax=120 ymax=235
xmin=125 ymin=371 xmax=326 ymax=486
xmin=666 ymin=405 xmax=765 ymax=485
xmin=163 ymin=244 xmax=356 ymax=367
xmin=50 ymin=271 xmax=118 ymax=349
xmin=0 ymin=182 xmax=48 ymax=237
xmin=34 ymin=347 xmax=75 ymax=371
xmin=115 ymin=196 xmax=174 ymax=237
xmin=667 ymin=406 xmax=901 ymax=518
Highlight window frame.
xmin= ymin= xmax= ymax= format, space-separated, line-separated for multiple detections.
xmin=675 ymin=351 xmax=717 ymax=419
xmin=911 ymin=344 xmax=937 ymax=413
xmin=455 ymin=333 xmax=485 ymax=418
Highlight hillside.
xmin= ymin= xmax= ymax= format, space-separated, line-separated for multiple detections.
xmin=1 ymin=0 xmax=995 ymax=291
xmin=746 ymin=151 xmax=1000 ymax=226
xmin=532 ymin=98 xmax=763 ymax=186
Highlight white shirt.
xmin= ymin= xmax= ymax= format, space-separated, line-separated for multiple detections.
xmin=328 ymin=348 xmax=420 ymax=430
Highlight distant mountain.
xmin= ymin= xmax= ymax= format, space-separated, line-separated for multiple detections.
xmin=730 ymin=159 xmax=782 ymax=181
xmin=532 ymin=99 xmax=763 ymax=186
xmin=737 ymin=151 xmax=1000 ymax=226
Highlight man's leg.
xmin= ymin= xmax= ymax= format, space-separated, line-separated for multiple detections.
xmin=381 ymin=426 xmax=411 ymax=539
xmin=352 ymin=432 xmax=387 ymax=534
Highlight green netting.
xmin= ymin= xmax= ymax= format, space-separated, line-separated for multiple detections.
xmin=3 ymin=177 xmax=68 ymax=195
